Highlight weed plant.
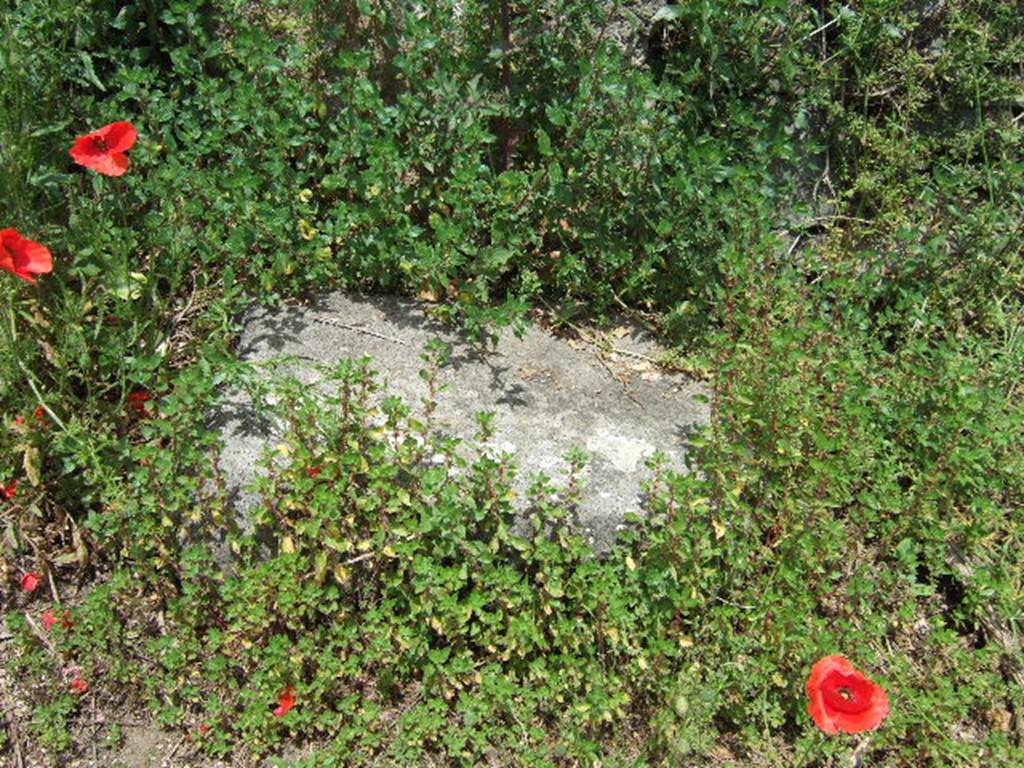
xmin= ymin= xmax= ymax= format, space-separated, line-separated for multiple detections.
xmin=1 ymin=1 xmax=1022 ymax=765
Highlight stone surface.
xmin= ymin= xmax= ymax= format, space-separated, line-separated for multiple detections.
xmin=219 ymin=292 xmax=709 ymax=549
xmin=607 ymin=1 xmax=675 ymax=66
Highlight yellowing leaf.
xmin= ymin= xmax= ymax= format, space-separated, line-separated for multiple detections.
xmin=418 ymin=286 xmax=440 ymax=303
xmin=23 ymin=445 xmax=41 ymax=486
xmin=298 ymin=219 xmax=318 ymax=240
xmin=712 ymin=519 xmax=727 ymax=539
xmin=73 ymin=527 xmax=89 ymax=566
xmin=314 ymin=551 xmax=328 ymax=583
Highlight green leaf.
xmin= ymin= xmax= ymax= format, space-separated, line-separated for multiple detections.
xmin=652 ymin=6 xmax=685 ymax=23
xmin=536 ymin=128 xmax=553 ymax=157
xmin=77 ymin=52 xmax=106 ymax=91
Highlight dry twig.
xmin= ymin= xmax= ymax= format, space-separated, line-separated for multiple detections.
xmin=22 ymin=612 xmax=58 ymax=657
xmin=47 ymin=569 xmax=61 ymax=603
xmin=91 ymin=694 xmax=99 ymax=767
xmin=162 ymin=733 xmax=187 ymax=767
xmin=310 ymin=315 xmax=409 ymax=347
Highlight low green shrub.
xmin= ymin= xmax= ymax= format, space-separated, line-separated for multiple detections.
xmin=1 ymin=0 xmax=1022 ymax=765
xmin=8 ymin=343 xmax=1019 ymax=764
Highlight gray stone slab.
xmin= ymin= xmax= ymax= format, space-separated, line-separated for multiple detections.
xmin=219 ymin=292 xmax=709 ymax=549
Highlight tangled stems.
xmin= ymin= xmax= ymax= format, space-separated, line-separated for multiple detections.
xmin=3 ymin=299 xmax=68 ymax=433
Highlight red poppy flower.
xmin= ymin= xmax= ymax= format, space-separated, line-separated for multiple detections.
xmin=0 ymin=228 xmax=53 ymax=284
xmin=43 ymin=609 xmax=73 ymax=631
xmin=69 ymin=121 xmax=138 ymax=177
xmin=21 ymin=571 xmax=42 ymax=593
xmin=306 ymin=466 xmax=323 ymax=479
xmin=69 ymin=678 xmax=89 ymax=694
xmin=13 ymin=415 xmax=25 ymax=427
xmin=127 ymin=390 xmax=154 ymax=417
xmin=807 ymin=655 xmax=891 ymax=735
xmin=272 ymin=686 xmax=296 ymax=716
xmin=0 ymin=480 xmax=16 ymax=501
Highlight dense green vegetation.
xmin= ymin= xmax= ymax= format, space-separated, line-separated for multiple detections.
xmin=1 ymin=1 xmax=1022 ymax=765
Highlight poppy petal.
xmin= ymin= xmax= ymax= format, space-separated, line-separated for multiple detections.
xmin=0 ymin=481 xmax=16 ymax=500
xmin=69 ymin=136 xmax=104 ymax=165
xmin=101 ymin=121 xmax=139 ymax=153
xmin=1 ymin=228 xmax=52 ymax=283
xmin=272 ymin=686 xmax=296 ymax=716
xmin=17 ymin=238 xmax=53 ymax=276
xmin=828 ymin=676 xmax=890 ymax=733
xmin=44 ymin=609 xmax=73 ymax=631
xmin=21 ymin=572 xmax=42 ymax=592
xmin=83 ymin=152 xmax=129 ymax=177
xmin=807 ymin=655 xmax=856 ymax=697
xmin=0 ymin=240 xmax=14 ymax=274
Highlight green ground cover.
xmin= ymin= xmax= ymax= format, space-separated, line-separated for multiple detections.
xmin=1 ymin=1 xmax=1022 ymax=765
